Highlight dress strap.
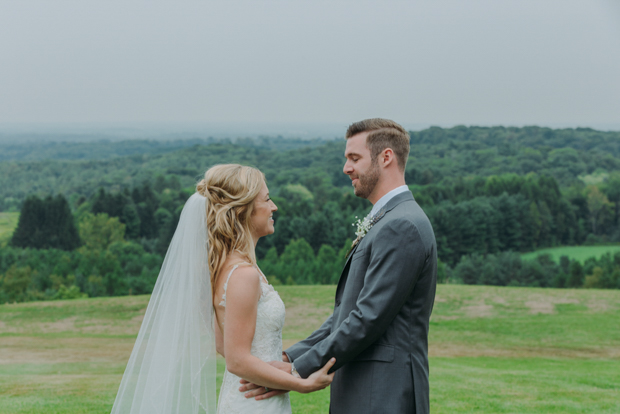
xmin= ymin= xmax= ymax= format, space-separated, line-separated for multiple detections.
xmin=219 ymin=262 xmax=253 ymax=307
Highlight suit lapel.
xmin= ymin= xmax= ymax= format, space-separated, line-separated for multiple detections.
xmin=335 ymin=241 xmax=360 ymax=302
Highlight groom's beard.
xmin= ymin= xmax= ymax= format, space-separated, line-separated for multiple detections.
xmin=353 ymin=160 xmax=380 ymax=199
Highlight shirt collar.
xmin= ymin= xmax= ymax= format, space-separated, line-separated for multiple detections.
xmin=370 ymin=185 xmax=409 ymax=218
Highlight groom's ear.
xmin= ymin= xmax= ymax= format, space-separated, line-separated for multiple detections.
xmin=380 ymin=148 xmax=395 ymax=168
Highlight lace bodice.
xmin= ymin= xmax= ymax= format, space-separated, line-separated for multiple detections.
xmin=216 ymin=265 xmax=291 ymax=414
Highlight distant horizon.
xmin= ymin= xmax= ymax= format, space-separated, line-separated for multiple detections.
xmin=1 ymin=121 xmax=619 ymax=144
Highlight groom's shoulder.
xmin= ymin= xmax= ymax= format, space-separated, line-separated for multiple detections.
xmin=381 ymin=198 xmax=435 ymax=242
xmin=388 ymin=196 xmax=429 ymax=223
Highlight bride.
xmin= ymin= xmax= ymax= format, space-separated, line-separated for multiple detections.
xmin=111 ymin=164 xmax=335 ymax=414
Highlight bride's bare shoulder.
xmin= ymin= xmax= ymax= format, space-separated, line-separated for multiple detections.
xmin=222 ymin=268 xmax=262 ymax=306
xmin=219 ymin=252 xmax=252 ymax=277
xmin=217 ymin=254 xmax=260 ymax=295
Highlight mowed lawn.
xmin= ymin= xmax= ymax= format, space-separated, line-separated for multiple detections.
xmin=521 ymin=245 xmax=620 ymax=263
xmin=0 ymin=285 xmax=619 ymax=413
xmin=0 ymin=212 xmax=18 ymax=247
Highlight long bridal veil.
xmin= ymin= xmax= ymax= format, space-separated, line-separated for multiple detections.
xmin=111 ymin=193 xmax=217 ymax=414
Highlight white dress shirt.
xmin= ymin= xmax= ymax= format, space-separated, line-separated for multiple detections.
xmin=369 ymin=185 xmax=409 ymax=218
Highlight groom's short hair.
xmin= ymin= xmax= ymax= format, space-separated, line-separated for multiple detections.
xmin=346 ymin=118 xmax=410 ymax=172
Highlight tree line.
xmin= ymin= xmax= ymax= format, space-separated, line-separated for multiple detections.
xmin=2 ymin=126 xmax=620 ymax=212
xmin=446 ymin=250 xmax=620 ymax=289
xmin=2 ymin=126 xmax=620 ymax=302
xmin=419 ymin=174 xmax=619 ymax=265
xmin=0 ymin=176 xmax=366 ymax=302
xmin=2 ymin=173 xmax=619 ymax=303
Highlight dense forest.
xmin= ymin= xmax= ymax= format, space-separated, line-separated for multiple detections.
xmin=1 ymin=126 xmax=620 ymax=303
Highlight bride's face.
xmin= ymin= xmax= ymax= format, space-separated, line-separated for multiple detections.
xmin=251 ymin=181 xmax=278 ymax=240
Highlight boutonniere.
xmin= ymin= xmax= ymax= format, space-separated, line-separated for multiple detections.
xmin=345 ymin=208 xmax=386 ymax=258
xmin=353 ymin=215 xmax=373 ymax=239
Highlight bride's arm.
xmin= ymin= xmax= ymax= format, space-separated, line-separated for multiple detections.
xmin=224 ymin=266 xmax=334 ymax=393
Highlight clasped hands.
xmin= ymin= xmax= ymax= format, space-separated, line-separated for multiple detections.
xmin=238 ymin=352 xmax=291 ymax=400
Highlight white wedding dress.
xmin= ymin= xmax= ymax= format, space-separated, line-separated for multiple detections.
xmin=216 ymin=264 xmax=292 ymax=414
xmin=111 ymin=194 xmax=290 ymax=414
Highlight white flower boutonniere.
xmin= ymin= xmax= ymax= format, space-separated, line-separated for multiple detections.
xmin=353 ymin=215 xmax=372 ymax=239
xmin=345 ymin=208 xmax=387 ymax=258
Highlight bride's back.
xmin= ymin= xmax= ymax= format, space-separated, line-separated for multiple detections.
xmin=213 ymin=252 xmax=259 ymax=333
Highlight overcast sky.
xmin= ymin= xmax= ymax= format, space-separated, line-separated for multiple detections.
xmin=0 ymin=0 xmax=619 ymax=132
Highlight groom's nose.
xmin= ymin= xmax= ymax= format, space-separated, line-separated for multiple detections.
xmin=343 ymin=161 xmax=353 ymax=175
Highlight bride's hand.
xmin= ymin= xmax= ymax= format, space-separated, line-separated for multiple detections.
xmin=239 ymin=361 xmax=291 ymax=399
xmin=300 ymin=357 xmax=336 ymax=393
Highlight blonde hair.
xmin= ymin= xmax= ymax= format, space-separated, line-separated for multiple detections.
xmin=346 ymin=118 xmax=410 ymax=171
xmin=196 ymin=164 xmax=265 ymax=296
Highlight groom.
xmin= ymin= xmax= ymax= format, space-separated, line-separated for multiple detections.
xmin=246 ymin=118 xmax=437 ymax=413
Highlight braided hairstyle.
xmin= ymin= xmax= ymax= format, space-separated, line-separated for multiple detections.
xmin=196 ymin=164 xmax=265 ymax=296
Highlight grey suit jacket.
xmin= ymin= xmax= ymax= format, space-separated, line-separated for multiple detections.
xmin=286 ymin=191 xmax=437 ymax=414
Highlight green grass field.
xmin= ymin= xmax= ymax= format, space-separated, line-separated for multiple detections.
xmin=521 ymin=245 xmax=620 ymax=264
xmin=1 ymin=285 xmax=618 ymax=413
xmin=0 ymin=212 xmax=19 ymax=247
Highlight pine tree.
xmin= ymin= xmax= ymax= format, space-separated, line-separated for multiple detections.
xmin=10 ymin=194 xmax=81 ymax=250
xmin=47 ymin=195 xmax=81 ymax=250
xmin=567 ymin=261 xmax=585 ymax=288
xmin=10 ymin=195 xmax=46 ymax=248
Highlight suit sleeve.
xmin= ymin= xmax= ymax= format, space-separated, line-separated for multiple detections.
xmin=285 ymin=314 xmax=333 ymax=362
xmin=292 ymin=218 xmax=429 ymax=378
